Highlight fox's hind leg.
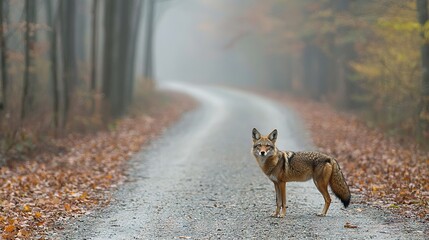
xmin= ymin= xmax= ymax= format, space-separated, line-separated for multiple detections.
xmin=313 ymin=163 xmax=333 ymax=216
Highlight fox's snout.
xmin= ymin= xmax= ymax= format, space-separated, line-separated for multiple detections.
xmin=255 ymin=145 xmax=272 ymax=157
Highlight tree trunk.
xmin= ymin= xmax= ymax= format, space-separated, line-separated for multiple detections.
xmin=143 ymin=0 xmax=156 ymax=84
xmin=91 ymin=0 xmax=99 ymax=114
xmin=102 ymin=0 xmax=141 ymax=119
xmin=60 ymin=0 xmax=78 ymax=129
xmin=417 ymin=0 xmax=429 ymax=140
xmin=21 ymin=0 xmax=36 ymax=121
xmin=102 ymin=0 xmax=119 ymax=120
xmin=0 ymin=0 xmax=7 ymax=111
xmin=124 ymin=0 xmax=143 ymax=106
xmin=335 ymin=0 xmax=354 ymax=107
xmin=47 ymin=0 xmax=59 ymax=131
xmin=115 ymin=2 xmax=128 ymax=117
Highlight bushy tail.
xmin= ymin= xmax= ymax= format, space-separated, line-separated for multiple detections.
xmin=329 ymin=159 xmax=351 ymax=208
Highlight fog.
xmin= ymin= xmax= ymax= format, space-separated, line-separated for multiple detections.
xmin=155 ymin=0 xmax=285 ymax=86
xmin=0 ymin=0 xmax=427 ymax=142
xmin=152 ymin=0 xmax=429 ymax=142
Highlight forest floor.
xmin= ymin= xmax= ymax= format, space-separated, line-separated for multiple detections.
xmin=263 ymin=91 xmax=429 ymax=223
xmin=0 ymin=91 xmax=196 ymax=239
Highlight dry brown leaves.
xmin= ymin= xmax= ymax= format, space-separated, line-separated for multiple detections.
xmin=0 ymin=91 xmax=196 ymax=239
xmin=268 ymin=93 xmax=429 ymax=222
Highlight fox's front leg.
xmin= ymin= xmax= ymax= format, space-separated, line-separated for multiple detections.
xmin=279 ymin=182 xmax=286 ymax=217
xmin=272 ymin=182 xmax=281 ymax=217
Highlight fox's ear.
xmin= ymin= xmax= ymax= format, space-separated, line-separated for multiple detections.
xmin=252 ymin=128 xmax=261 ymax=141
xmin=268 ymin=129 xmax=278 ymax=142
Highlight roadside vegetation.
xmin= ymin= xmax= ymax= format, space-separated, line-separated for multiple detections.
xmin=0 ymin=1 xmax=197 ymax=239
xmin=213 ymin=0 xmax=429 ymax=146
xmin=0 ymin=91 xmax=195 ymax=239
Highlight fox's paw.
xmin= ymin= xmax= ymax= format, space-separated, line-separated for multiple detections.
xmin=279 ymin=208 xmax=286 ymax=218
xmin=271 ymin=210 xmax=285 ymax=218
xmin=316 ymin=213 xmax=326 ymax=217
xmin=271 ymin=211 xmax=280 ymax=218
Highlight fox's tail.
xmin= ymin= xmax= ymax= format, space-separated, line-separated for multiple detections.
xmin=329 ymin=159 xmax=351 ymax=208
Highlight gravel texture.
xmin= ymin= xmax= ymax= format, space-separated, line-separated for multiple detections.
xmin=59 ymin=82 xmax=427 ymax=239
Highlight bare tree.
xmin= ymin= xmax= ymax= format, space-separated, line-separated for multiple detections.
xmin=46 ymin=0 xmax=60 ymax=131
xmin=143 ymin=0 xmax=156 ymax=84
xmin=21 ymin=0 xmax=36 ymax=121
xmin=124 ymin=0 xmax=143 ymax=106
xmin=90 ymin=0 xmax=99 ymax=114
xmin=102 ymin=0 xmax=142 ymax=118
xmin=417 ymin=0 xmax=429 ymax=138
xmin=0 ymin=0 xmax=8 ymax=111
xmin=59 ymin=0 xmax=78 ymax=128
xmin=102 ymin=0 xmax=118 ymax=119
xmin=334 ymin=0 xmax=355 ymax=106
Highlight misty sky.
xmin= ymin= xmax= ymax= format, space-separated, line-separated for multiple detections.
xmin=155 ymin=0 xmax=284 ymax=86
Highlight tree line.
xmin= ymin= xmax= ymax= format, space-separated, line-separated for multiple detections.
xmin=226 ymin=0 xmax=429 ymax=143
xmin=0 ymin=0 xmax=157 ymax=132
xmin=0 ymin=0 xmax=158 ymax=159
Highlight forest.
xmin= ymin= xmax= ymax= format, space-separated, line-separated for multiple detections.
xmin=172 ymin=0 xmax=429 ymax=144
xmin=0 ymin=0 xmax=157 ymax=164
xmin=0 ymin=0 xmax=428 ymax=238
xmin=1 ymin=0 xmax=429 ymax=163
xmin=278 ymin=0 xmax=429 ymax=142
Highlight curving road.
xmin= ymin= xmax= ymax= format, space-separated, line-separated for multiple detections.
xmin=60 ymin=82 xmax=427 ymax=239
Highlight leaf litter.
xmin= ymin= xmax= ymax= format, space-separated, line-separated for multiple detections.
xmin=0 ymin=91 xmax=196 ymax=239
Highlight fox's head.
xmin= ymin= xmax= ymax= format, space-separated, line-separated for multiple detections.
xmin=252 ymin=128 xmax=278 ymax=158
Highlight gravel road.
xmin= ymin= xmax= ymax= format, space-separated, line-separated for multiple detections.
xmin=60 ymin=82 xmax=427 ymax=239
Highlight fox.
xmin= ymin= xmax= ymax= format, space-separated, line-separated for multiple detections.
xmin=251 ymin=128 xmax=351 ymax=218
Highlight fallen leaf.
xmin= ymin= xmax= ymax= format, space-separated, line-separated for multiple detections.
xmin=18 ymin=229 xmax=30 ymax=237
xmin=64 ymin=203 xmax=71 ymax=212
xmin=79 ymin=191 xmax=88 ymax=200
xmin=34 ymin=212 xmax=42 ymax=219
xmin=344 ymin=222 xmax=358 ymax=229
xmin=22 ymin=205 xmax=31 ymax=212
xmin=388 ymin=204 xmax=400 ymax=209
xmin=4 ymin=224 xmax=15 ymax=232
